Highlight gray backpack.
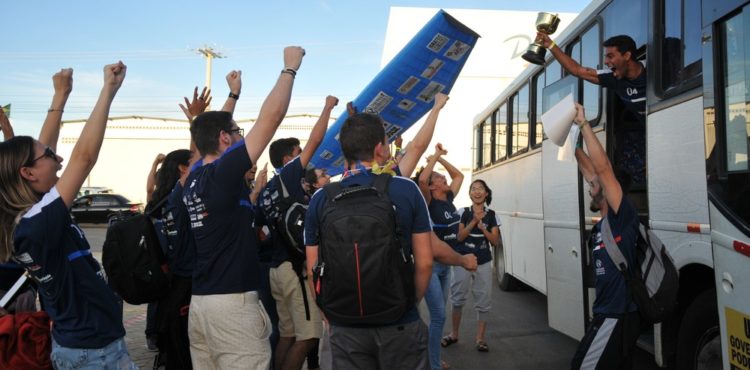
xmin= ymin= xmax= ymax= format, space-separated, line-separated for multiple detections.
xmin=601 ymin=219 xmax=679 ymax=323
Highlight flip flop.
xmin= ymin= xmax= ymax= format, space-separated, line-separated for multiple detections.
xmin=441 ymin=360 xmax=451 ymax=369
xmin=476 ymin=341 xmax=489 ymax=352
xmin=441 ymin=335 xmax=458 ymax=347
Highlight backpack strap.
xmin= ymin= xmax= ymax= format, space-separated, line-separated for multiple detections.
xmin=600 ymin=217 xmax=629 ymax=271
xmin=323 ymin=182 xmax=344 ymax=202
xmin=371 ymin=173 xmax=392 ymax=194
xmin=145 ymin=195 xmax=170 ymax=217
xmin=277 ymin=174 xmax=291 ymax=201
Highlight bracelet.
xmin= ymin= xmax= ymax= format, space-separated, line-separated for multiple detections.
xmin=47 ymin=108 xmax=63 ymax=113
xmin=228 ymin=92 xmax=240 ymax=100
xmin=578 ymin=120 xmax=589 ymax=128
xmin=281 ymin=68 xmax=297 ymax=78
xmin=547 ymin=40 xmax=556 ymax=50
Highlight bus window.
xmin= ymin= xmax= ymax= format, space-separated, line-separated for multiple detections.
xmin=511 ymin=84 xmax=530 ymax=155
xmin=547 ymin=60 xmax=562 ymax=85
xmin=474 ymin=122 xmax=483 ymax=170
xmin=483 ymin=117 xmax=493 ymax=167
xmin=569 ymin=42 xmax=581 ymax=67
xmin=601 ymin=0 xmax=647 ymax=49
xmin=495 ymin=104 xmax=508 ymax=162
xmin=709 ymin=6 xmax=750 ymax=227
xmin=661 ymin=0 xmax=702 ymax=94
xmin=533 ymin=72 xmax=545 ymax=147
xmin=581 ymin=23 xmax=601 ymax=124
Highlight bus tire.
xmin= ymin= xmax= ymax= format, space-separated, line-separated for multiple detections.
xmin=675 ymin=289 xmax=722 ymax=370
xmin=494 ymin=244 xmax=517 ymax=291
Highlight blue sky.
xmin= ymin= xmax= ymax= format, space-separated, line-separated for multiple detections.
xmin=1 ymin=0 xmax=589 ymax=137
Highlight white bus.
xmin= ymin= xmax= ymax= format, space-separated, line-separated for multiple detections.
xmin=472 ymin=0 xmax=750 ymax=368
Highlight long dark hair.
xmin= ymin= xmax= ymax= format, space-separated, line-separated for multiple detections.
xmin=146 ymin=149 xmax=191 ymax=214
xmin=0 ymin=136 xmax=40 ymax=262
xmin=470 ymin=179 xmax=492 ymax=206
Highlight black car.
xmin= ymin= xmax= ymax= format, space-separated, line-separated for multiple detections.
xmin=71 ymin=194 xmax=143 ymax=224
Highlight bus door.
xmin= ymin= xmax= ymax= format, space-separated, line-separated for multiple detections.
xmin=541 ymin=74 xmax=587 ymax=340
xmin=705 ymin=3 xmax=750 ymax=369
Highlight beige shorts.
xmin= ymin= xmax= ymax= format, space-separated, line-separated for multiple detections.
xmin=270 ymin=261 xmax=323 ymax=340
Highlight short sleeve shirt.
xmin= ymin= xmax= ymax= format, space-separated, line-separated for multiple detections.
xmin=456 ymin=207 xmax=500 ymax=265
xmin=304 ymin=172 xmax=431 ymax=326
xmin=258 ymin=156 xmax=307 ymax=265
xmin=183 ymin=141 xmax=261 ymax=295
xmin=13 ymin=187 xmax=124 ymax=348
xmin=429 ymin=192 xmax=460 ymax=249
xmin=598 ymin=65 xmax=647 ymax=123
xmin=589 ymin=197 xmax=639 ymax=314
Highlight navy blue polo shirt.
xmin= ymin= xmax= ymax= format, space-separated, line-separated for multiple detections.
xmin=590 ymin=197 xmax=639 ymax=315
xmin=456 ymin=207 xmax=500 ymax=265
xmin=163 ymin=182 xmax=196 ymax=278
xmin=259 ymin=156 xmax=307 ymax=266
xmin=305 ymin=171 xmax=431 ymax=326
xmin=429 ymin=192 xmax=460 ymax=249
xmin=598 ymin=65 xmax=646 ymax=123
xmin=183 ymin=141 xmax=261 ymax=295
xmin=13 ymin=187 xmax=124 ymax=348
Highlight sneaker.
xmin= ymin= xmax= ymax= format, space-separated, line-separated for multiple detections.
xmin=146 ymin=336 xmax=158 ymax=352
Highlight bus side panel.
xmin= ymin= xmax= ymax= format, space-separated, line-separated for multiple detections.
xmin=475 ymin=151 xmax=546 ymax=293
xmin=542 ymin=140 xmax=585 ymax=340
xmin=710 ymin=204 xmax=750 ymax=370
xmin=647 ymin=97 xmax=713 ymax=269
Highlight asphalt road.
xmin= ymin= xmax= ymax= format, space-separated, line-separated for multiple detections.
xmin=81 ymin=225 xmax=661 ymax=370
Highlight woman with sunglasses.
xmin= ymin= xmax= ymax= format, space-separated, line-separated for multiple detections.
xmin=0 ymin=63 xmax=134 ymax=369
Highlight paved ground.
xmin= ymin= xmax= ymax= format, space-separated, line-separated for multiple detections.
xmin=82 ymin=225 xmax=661 ymax=369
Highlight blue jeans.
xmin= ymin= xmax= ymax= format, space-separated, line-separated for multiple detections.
xmin=51 ymin=337 xmax=136 ymax=369
xmin=424 ymin=262 xmax=450 ymax=370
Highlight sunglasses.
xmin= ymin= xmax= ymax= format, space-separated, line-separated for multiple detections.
xmin=25 ymin=146 xmax=57 ymax=167
xmin=229 ymin=127 xmax=244 ymax=136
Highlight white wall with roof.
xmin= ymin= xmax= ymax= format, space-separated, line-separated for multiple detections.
xmin=58 ymin=115 xmax=331 ymax=204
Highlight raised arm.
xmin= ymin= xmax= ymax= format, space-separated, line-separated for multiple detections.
xmin=537 ymin=33 xmax=600 ymax=84
xmin=0 ymin=108 xmax=13 ymax=141
xmin=574 ymin=103 xmax=622 ymax=212
xmin=250 ymin=164 xmax=268 ymax=204
xmin=438 ymin=152 xmax=464 ymax=196
xmin=56 ymin=62 xmax=126 ymax=207
xmin=146 ymin=153 xmax=166 ymax=202
xmin=179 ymin=86 xmax=212 ymax=122
xmin=221 ymin=71 xmax=242 ymax=114
xmin=418 ymin=145 xmax=446 ymax=204
xmin=398 ymin=93 xmax=449 ymax=177
xmin=39 ymin=69 xmax=73 ymax=150
xmin=244 ymin=46 xmax=305 ymax=164
xmin=300 ymin=95 xmax=338 ymax=167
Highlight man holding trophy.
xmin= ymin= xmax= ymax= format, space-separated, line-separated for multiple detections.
xmin=534 ymin=30 xmax=647 ymax=124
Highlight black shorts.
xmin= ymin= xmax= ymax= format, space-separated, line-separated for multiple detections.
xmin=571 ymin=312 xmax=641 ymax=370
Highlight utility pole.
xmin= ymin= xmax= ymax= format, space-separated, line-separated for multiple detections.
xmin=195 ymin=46 xmax=225 ymax=109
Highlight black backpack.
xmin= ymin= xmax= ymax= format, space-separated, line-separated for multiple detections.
xmin=102 ymin=197 xmax=170 ymax=305
xmin=272 ymin=176 xmax=307 ymax=262
xmin=312 ymin=174 xmax=415 ymax=325
xmin=601 ymin=219 xmax=679 ymax=323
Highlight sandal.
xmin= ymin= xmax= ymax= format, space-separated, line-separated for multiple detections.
xmin=441 ymin=360 xmax=451 ymax=369
xmin=440 ymin=335 xmax=458 ymax=347
xmin=476 ymin=341 xmax=489 ymax=352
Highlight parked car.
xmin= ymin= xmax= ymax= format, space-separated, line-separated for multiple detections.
xmin=77 ymin=186 xmax=112 ymax=198
xmin=70 ymin=194 xmax=143 ymax=224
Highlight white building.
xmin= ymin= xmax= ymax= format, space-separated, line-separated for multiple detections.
xmin=58 ymin=7 xmax=577 ymax=206
xmin=382 ymin=7 xmax=576 ymax=206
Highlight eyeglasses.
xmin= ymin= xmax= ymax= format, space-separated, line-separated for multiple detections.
xmin=25 ymin=146 xmax=57 ymax=167
xmin=229 ymin=127 xmax=244 ymax=136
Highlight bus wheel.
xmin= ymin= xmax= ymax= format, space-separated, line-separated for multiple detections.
xmin=675 ymin=290 xmax=721 ymax=370
xmin=494 ymin=244 xmax=517 ymax=291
